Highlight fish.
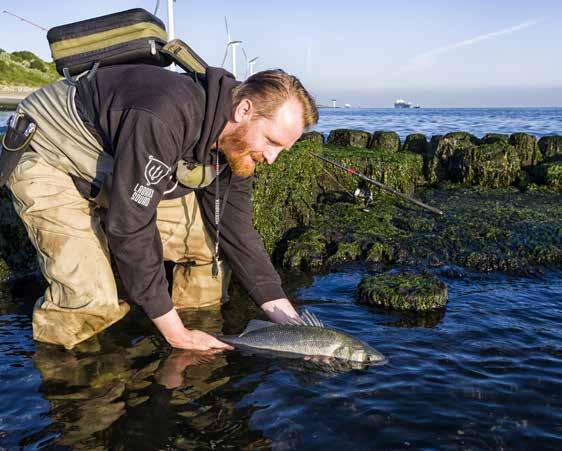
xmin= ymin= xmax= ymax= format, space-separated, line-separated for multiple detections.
xmin=219 ymin=310 xmax=386 ymax=364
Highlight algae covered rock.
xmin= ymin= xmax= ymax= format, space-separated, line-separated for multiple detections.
xmin=356 ymin=272 xmax=448 ymax=311
xmin=538 ymin=135 xmax=562 ymax=161
xmin=298 ymin=131 xmax=325 ymax=146
xmin=529 ymin=161 xmax=562 ymax=190
xmin=319 ymin=146 xmax=424 ymax=196
xmin=470 ymin=142 xmax=521 ymax=188
xmin=481 ymin=133 xmax=508 ymax=144
xmin=402 ymin=133 xmax=429 ymax=155
xmin=427 ymin=132 xmax=520 ymax=187
xmin=368 ymin=131 xmax=401 ymax=153
xmin=426 ymin=132 xmax=479 ymax=183
xmin=509 ymin=133 xmax=542 ymax=167
xmin=253 ymin=140 xmax=323 ymax=253
xmin=0 ymin=187 xmax=37 ymax=279
xmin=327 ymin=129 xmax=371 ymax=148
xmin=282 ymin=229 xmax=326 ymax=270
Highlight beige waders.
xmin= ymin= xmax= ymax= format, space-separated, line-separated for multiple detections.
xmin=6 ymin=79 xmax=230 ymax=349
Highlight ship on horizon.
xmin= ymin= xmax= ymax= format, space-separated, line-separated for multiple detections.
xmin=394 ymin=99 xmax=412 ymax=109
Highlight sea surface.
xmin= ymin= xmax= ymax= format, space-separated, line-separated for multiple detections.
xmin=2 ymin=107 xmax=562 ymax=138
xmin=314 ymin=107 xmax=562 ymax=139
xmin=1 ymin=270 xmax=561 ymax=449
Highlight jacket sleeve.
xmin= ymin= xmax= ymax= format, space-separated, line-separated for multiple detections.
xmin=197 ymin=171 xmax=287 ymax=306
xmin=105 ymin=109 xmax=181 ymax=318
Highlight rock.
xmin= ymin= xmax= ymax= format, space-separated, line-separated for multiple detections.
xmin=327 ymin=129 xmax=371 ymax=148
xmin=282 ymin=230 xmax=326 ymax=270
xmin=298 ymin=131 xmax=325 ymax=146
xmin=0 ymin=187 xmax=38 ymax=280
xmin=402 ymin=133 xmax=429 ymax=155
xmin=470 ymin=142 xmax=521 ymax=188
xmin=538 ymin=135 xmax=562 ymax=161
xmin=253 ymin=140 xmax=322 ymax=253
xmin=356 ymin=272 xmax=448 ymax=311
xmin=317 ymin=146 xmax=424 ymax=196
xmin=529 ymin=161 xmax=562 ymax=190
xmin=426 ymin=132 xmax=479 ymax=183
xmin=509 ymin=133 xmax=542 ymax=167
xmin=481 ymin=133 xmax=508 ymax=144
xmin=368 ymin=131 xmax=400 ymax=153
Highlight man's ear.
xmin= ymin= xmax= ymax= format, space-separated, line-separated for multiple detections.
xmin=233 ymin=98 xmax=254 ymax=123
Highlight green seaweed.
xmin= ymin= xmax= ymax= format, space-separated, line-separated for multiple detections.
xmin=356 ymin=272 xmax=448 ymax=311
xmin=369 ymin=131 xmax=401 ymax=153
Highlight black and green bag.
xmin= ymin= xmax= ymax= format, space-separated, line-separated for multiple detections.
xmin=47 ymin=8 xmax=208 ymax=77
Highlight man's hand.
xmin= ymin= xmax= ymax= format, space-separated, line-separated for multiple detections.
xmin=152 ymin=308 xmax=233 ymax=351
xmin=261 ymin=298 xmax=301 ymax=324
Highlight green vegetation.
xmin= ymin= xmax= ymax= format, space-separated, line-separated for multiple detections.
xmin=0 ymin=49 xmax=59 ymax=87
xmin=356 ymin=272 xmax=448 ymax=311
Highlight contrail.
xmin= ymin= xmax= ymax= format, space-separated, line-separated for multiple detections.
xmin=399 ymin=19 xmax=542 ymax=74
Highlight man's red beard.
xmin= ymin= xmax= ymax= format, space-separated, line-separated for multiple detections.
xmin=219 ymin=122 xmax=264 ymax=178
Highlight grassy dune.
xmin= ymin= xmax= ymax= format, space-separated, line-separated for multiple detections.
xmin=0 ymin=49 xmax=59 ymax=87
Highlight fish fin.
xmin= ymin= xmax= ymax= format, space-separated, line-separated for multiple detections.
xmin=239 ymin=319 xmax=276 ymax=336
xmin=299 ymin=309 xmax=325 ymax=328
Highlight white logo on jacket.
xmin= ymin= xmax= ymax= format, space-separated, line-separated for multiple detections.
xmin=144 ymin=155 xmax=171 ymax=186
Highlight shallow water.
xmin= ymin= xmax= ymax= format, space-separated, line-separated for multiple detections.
xmin=1 ymin=269 xmax=561 ymax=449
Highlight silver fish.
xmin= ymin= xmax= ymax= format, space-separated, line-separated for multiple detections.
xmin=220 ymin=310 xmax=386 ymax=364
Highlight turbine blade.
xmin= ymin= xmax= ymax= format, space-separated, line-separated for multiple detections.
xmin=224 ymin=16 xmax=231 ymax=41
xmin=221 ymin=46 xmax=229 ymax=68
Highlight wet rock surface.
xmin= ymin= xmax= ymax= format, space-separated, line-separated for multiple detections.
xmin=326 ymin=129 xmax=371 ymax=148
xmin=279 ymin=184 xmax=561 ymax=275
xmin=356 ymin=272 xmax=448 ymax=311
xmin=369 ymin=131 xmax=401 ymax=153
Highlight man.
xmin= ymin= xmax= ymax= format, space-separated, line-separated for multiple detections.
xmin=6 ymin=64 xmax=318 ymax=349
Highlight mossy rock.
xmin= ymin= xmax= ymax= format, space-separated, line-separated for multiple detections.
xmin=327 ymin=129 xmax=371 ymax=148
xmin=298 ymin=131 xmax=325 ymax=146
xmin=356 ymin=272 xmax=448 ymax=311
xmin=0 ymin=187 xmax=37 ymax=278
xmin=481 ymin=133 xmax=509 ymax=145
xmin=402 ymin=133 xmax=428 ymax=155
xmin=368 ymin=131 xmax=400 ymax=153
xmin=538 ymin=135 xmax=562 ymax=161
xmin=282 ymin=230 xmax=326 ymax=270
xmin=509 ymin=133 xmax=542 ymax=168
xmin=529 ymin=161 xmax=562 ymax=190
xmin=278 ymin=185 xmax=561 ymax=275
xmin=325 ymin=241 xmax=362 ymax=268
xmin=469 ymin=143 xmax=521 ymax=188
xmin=253 ymin=140 xmax=323 ymax=253
xmin=426 ymin=132 xmax=479 ymax=183
xmin=319 ymin=146 xmax=425 ymax=196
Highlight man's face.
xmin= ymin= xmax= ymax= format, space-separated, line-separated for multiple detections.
xmin=220 ymin=99 xmax=305 ymax=178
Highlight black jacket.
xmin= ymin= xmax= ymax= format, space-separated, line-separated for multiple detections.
xmin=75 ymin=64 xmax=286 ymax=318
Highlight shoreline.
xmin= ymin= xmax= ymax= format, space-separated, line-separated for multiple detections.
xmin=0 ymin=86 xmax=37 ymax=109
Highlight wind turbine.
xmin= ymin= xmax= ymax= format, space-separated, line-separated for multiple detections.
xmin=221 ymin=17 xmax=242 ymax=79
xmin=241 ymin=48 xmax=259 ymax=78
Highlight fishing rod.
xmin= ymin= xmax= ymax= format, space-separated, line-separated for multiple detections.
xmin=2 ymin=10 xmax=48 ymax=32
xmin=309 ymin=151 xmax=444 ymax=216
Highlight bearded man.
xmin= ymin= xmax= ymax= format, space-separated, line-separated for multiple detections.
xmin=5 ymin=65 xmax=318 ymax=349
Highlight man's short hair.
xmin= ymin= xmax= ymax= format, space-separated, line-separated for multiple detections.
xmin=232 ymin=69 xmax=318 ymax=129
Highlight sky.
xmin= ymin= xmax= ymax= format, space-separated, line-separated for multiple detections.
xmin=1 ymin=0 xmax=561 ymax=107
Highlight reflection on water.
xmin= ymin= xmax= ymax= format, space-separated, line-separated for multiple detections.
xmin=1 ymin=270 xmax=562 ymax=449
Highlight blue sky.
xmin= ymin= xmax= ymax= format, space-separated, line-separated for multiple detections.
xmin=1 ymin=0 xmax=561 ymax=107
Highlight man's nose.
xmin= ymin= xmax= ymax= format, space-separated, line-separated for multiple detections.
xmin=263 ymin=148 xmax=282 ymax=164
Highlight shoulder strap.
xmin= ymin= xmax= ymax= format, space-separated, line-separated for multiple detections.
xmin=159 ymin=39 xmax=208 ymax=76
